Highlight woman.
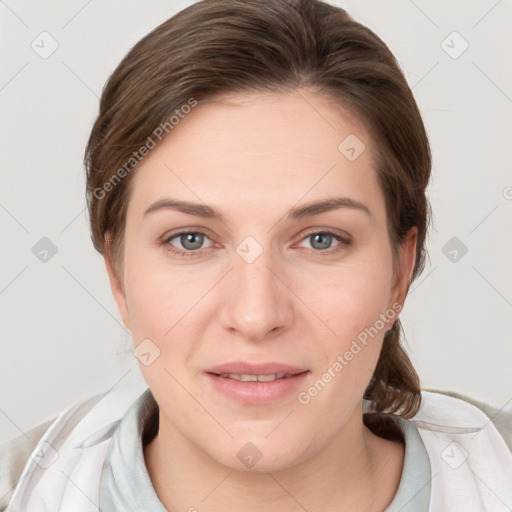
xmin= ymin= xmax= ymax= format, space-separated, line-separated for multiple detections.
xmin=2 ymin=0 xmax=511 ymax=510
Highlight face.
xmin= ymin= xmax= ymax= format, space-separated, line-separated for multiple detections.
xmin=106 ymin=89 xmax=416 ymax=472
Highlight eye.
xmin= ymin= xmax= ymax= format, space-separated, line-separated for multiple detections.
xmin=163 ymin=230 xmax=214 ymax=255
xmin=297 ymin=230 xmax=351 ymax=253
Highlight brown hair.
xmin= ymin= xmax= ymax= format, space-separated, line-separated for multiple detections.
xmin=85 ymin=0 xmax=431 ymax=418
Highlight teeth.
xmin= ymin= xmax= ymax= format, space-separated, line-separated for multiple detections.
xmin=219 ymin=373 xmax=288 ymax=382
xmin=257 ymin=374 xmax=282 ymax=382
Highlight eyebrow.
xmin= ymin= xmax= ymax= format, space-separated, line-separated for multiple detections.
xmin=143 ymin=196 xmax=371 ymax=221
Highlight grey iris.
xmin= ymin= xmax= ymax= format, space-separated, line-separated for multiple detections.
xmin=310 ymin=232 xmax=332 ymax=250
xmin=181 ymin=233 xmax=204 ymax=250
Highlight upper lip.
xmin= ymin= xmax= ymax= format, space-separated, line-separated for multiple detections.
xmin=206 ymin=361 xmax=308 ymax=376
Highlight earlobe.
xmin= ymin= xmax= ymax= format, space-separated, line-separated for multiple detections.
xmin=103 ymin=238 xmax=131 ymax=330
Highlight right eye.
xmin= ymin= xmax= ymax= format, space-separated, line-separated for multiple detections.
xmin=163 ymin=230 xmax=215 ymax=256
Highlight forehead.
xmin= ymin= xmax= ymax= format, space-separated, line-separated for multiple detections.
xmin=128 ymin=90 xmax=385 ymax=221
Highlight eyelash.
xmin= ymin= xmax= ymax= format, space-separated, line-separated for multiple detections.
xmin=160 ymin=229 xmax=351 ymax=257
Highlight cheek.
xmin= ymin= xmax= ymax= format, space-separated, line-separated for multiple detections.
xmin=294 ymin=249 xmax=395 ymax=400
xmin=302 ymin=255 xmax=394 ymax=341
xmin=122 ymin=245 xmax=221 ymax=357
xmin=122 ymin=240 xmax=175 ymax=340
xmin=296 ymin=272 xmax=392 ymax=419
xmin=123 ymin=268 xmax=201 ymax=391
xmin=124 ymin=272 xmax=187 ymax=340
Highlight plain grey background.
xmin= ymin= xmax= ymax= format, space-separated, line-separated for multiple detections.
xmin=1 ymin=0 xmax=511 ymax=444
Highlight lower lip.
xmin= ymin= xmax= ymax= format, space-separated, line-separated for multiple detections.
xmin=205 ymin=372 xmax=309 ymax=404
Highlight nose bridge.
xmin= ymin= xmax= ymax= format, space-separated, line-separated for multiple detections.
xmin=221 ymin=236 xmax=291 ymax=340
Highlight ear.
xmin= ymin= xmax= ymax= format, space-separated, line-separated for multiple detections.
xmin=103 ymin=236 xmax=131 ymax=330
xmin=390 ymin=226 xmax=418 ymax=310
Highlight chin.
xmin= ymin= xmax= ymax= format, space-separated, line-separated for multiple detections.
xmin=206 ymin=435 xmax=314 ymax=474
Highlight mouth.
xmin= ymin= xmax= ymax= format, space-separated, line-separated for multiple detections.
xmin=206 ymin=361 xmax=308 ymax=376
xmin=213 ymin=373 xmax=301 ymax=382
xmin=205 ymin=362 xmax=309 ymax=404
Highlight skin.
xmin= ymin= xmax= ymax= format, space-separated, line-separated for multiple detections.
xmin=105 ymin=89 xmax=417 ymax=512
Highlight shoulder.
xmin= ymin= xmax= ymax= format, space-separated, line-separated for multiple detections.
xmin=407 ymin=389 xmax=512 ymax=509
xmin=418 ymin=387 xmax=512 ymax=451
xmin=0 ymin=386 xmax=144 ymax=511
xmin=0 ymin=418 xmax=56 ymax=511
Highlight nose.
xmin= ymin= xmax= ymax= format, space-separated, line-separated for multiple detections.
xmin=219 ymin=245 xmax=294 ymax=343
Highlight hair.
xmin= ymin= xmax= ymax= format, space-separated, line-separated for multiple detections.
xmin=84 ymin=0 xmax=431 ymax=418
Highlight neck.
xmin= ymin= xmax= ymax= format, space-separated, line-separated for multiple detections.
xmin=144 ymin=405 xmax=404 ymax=512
